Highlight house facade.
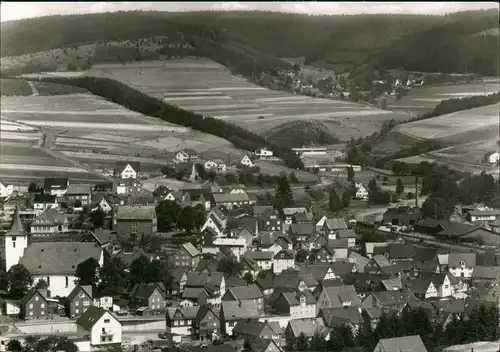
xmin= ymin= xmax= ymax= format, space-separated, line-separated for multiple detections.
xmin=67 ymin=184 xmax=92 ymax=205
xmin=239 ymin=155 xmax=255 ymax=168
xmin=30 ymin=209 xmax=69 ymax=236
xmin=273 ymin=250 xmax=295 ymax=274
xmin=76 ymin=307 xmax=122 ymax=347
xmin=114 ymin=162 xmax=139 ymax=179
xmin=21 ymin=289 xmax=49 ymax=320
xmin=66 ymin=285 xmax=94 ymax=318
xmin=115 ymin=205 xmax=157 ymax=237
xmin=173 ymin=243 xmax=201 ymax=269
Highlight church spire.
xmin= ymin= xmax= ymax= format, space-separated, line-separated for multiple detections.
xmin=6 ymin=207 xmax=25 ymax=237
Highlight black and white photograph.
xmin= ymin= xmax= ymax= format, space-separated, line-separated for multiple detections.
xmin=0 ymin=1 xmax=499 ymax=351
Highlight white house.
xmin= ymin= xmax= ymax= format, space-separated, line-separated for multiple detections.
xmin=315 ymin=215 xmax=328 ymax=232
xmin=484 ymin=151 xmax=500 ymax=164
xmin=204 ymin=159 xmax=218 ymax=171
xmin=175 ymin=149 xmax=198 ymax=163
xmin=44 ymin=178 xmax=69 ymax=197
xmin=448 ymin=253 xmax=476 ymax=279
xmin=19 ymin=242 xmax=104 ymax=297
xmin=239 ymin=154 xmax=254 ymax=168
xmin=30 ymin=208 xmax=69 ymax=236
xmin=114 ymin=162 xmax=140 ymax=179
xmin=204 ymin=159 xmax=227 ymax=173
xmin=273 ymin=250 xmax=295 ymax=274
xmin=254 ymin=148 xmax=274 ymax=159
xmin=355 ymin=183 xmax=369 ymax=200
xmin=3 ymin=208 xmax=29 ymax=272
xmin=0 ymin=182 xmax=14 ymax=199
xmin=94 ymin=296 xmax=114 ymax=311
xmin=76 ymin=307 xmax=122 ymax=347
xmin=33 ymin=194 xmax=59 ymax=211
xmin=2 ymin=300 xmax=20 ymax=316
xmin=201 ymin=214 xmax=226 ymax=238
xmin=210 ymin=238 xmax=248 ymax=260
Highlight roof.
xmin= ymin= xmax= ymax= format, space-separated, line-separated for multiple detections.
xmin=115 ymin=205 xmax=156 ymax=220
xmin=472 ymin=266 xmax=500 ymax=279
xmin=327 ymin=239 xmax=349 ymax=249
xmin=182 ymin=287 xmax=209 ymax=300
xmin=245 ymin=251 xmax=274 ymax=261
xmin=406 ymin=278 xmax=432 ymax=294
xmin=221 ymin=301 xmax=260 ymax=321
xmin=21 ymin=288 xmax=48 ymax=306
xmin=375 ymin=335 xmax=427 ymax=352
xmin=43 ymin=177 xmax=68 ymax=191
xmin=32 ymin=208 xmax=67 ymax=226
xmin=166 ymin=306 xmax=200 ymax=320
xmin=33 ymin=194 xmax=56 ymax=203
xmin=76 ymin=306 xmax=119 ymax=330
xmin=186 ymin=272 xmax=224 ymax=288
xmin=384 ymin=206 xmax=421 ymax=216
xmin=213 ymin=193 xmax=250 ymax=203
xmin=416 ymin=218 xmax=450 ymax=229
xmin=129 ymin=283 xmax=163 ymax=300
xmin=337 ymin=229 xmax=356 ymax=239
xmin=89 ymin=228 xmax=116 ymax=245
xmin=325 ymin=218 xmax=348 ymax=230
xmin=468 ymin=210 xmax=500 ymax=216
xmin=372 ymin=255 xmax=391 ymax=267
xmin=348 ymin=252 xmax=370 ymax=273
xmin=181 ymin=242 xmax=200 ymax=257
xmin=323 ymin=285 xmax=361 ymax=306
xmin=20 ymin=242 xmax=102 ymax=275
xmin=289 ymin=223 xmax=315 ymax=235
xmin=365 ymin=242 xmax=389 ymax=255
xmin=281 ymin=290 xmax=316 ymax=306
xmin=225 ymin=284 xmax=263 ymax=301
xmin=282 ymin=207 xmax=307 ymax=216
xmin=114 ymin=161 xmax=140 ymax=174
xmin=287 ymin=318 xmax=326 ymax=338
xmin=253 ymin=205 xmax=275 ymax=217
xmin=437 ymin=222 xmax=479 ymax=237
xmin=320 ymin=307 xmax=363 ymax=326
xmin=233 ymin=319 xmax=282 ymax=337
xmin=448 ymin=252 xmax=476 ymax=267
xmin=381 ymin=277 xmax=403 ymax=291
xmin=152 ymin=185 xmax=171 ymax=197
xmin=67 ymin=285 xmax=93 ymax=301
xmin=371 ymin=292 xmax=419 ymax=306
xmin=67 ymin=184 xmax=92 ymax=195
xmin=5 ymin=207 xmax=26 ymax=237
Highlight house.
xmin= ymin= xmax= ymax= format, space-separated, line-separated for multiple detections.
xmin=66 ymin=285 xmax=93 ymax=318
xmin=76 ymin=307 xmax=122 ymax=347
xmin=201 ymin=214 xmax=226 ymax=238
xmin=43 ymin=177 xmax=69 ymax=197
xmin=355 ymin=183 xmax=369 ymax=200
xmin=21 ymin=288 xmax=49 ymax=320
xmin=115 ymin=205 xmax=157 ymax=237
xmin=289 ymin=223 xmax=315 ymax=247
xmin=365 ymin=242 xmax=390 ymax=258
xmin=228 ymin=217 xmax=258 ymax=237
xmin=323 ymin=218 xmax=348 ymax=239
xmin=471 ymin=266 xmax=500 ymax=288
xmin=272 ymin=290 xmax=316 ymax=318
xmin=194 ymin=306 xmax=220 ymax=341
xmin=373 ymin=335 xmax=428 ymax=352
xmin=185 ymin=272 xmax=226 ymax=307
xmin=175 ymin=162 xmax=199 ymax=181
xmin=114 ymin=161 xmax=140 ymax=179
xmin=316 ymin=285 xmax=361 ymax=309
xmin=213 ymin=193 xmax=253 ymax=210
xmin=243 ymin=251 xmax=274 ymax=272
xmin=315 ymin=245 xmax=336 ymax=264
xmin=273 ymin=250 xmax=295 ymax=274
xmin=222 ymin=284 xmax=264 ymax=312
xmin=33 ymin=194 xmax=58 ymax=211
xmin=319 ymin=307 xmax=363 ymax=333
xmin=115 ymin=177 xmax=142 ymax=196
xmin=204 ymin=159 xmax=218 ymax=171
xmin=254 ymin=148 xmax=274 ymax=159
xmin=129 ymin=283 xmax=165 ymax=312
xmin=220 ymin=301 xmax=260 ymax=335
xmin=19 ymin=242 xmax=104 ymax=297
xmin=210 ymin=238 xmax=249 ymax=260
xmin=166 ymin=306 xmax=199 ymax=339
xmin=405 ymin=278 xmax=438 ymax=299
xmin=315 ymin=215 xmax=329 ymax=232
xmin=361 ymin=292 xmax=419 ymax=311
xmin=418 ymin=272 xmax=455 ymax=298
xmin=466 ymin=209 xmax=500 ymax=222
xmin=414 ymin=219 xmax=450 ymax=235
xmin=1 ymin=299 xmax=21 ymax=316
xmin=92 ymin=193 xmax=121 ymax=213
xmin=254 ymin=206 xmax=282 ymax=232
xmin=338 ymin=229 xmax=357 ymax=248
xmin=285 ymin=318 xmax=327 ymax=340
xmin=232 ymin=320 xmax=283 ymax=346
xmin=348 ymin=252 xmax=370 ymax=273
xmin=67 ymin=184 xmax=92 ymax=205
xmin=282 ymin=207 xmax=308 ymax=228
xmin=173 ymin=243 xmax=201 ymax=269
xmin=0 ymin=182 xmax=14 ymax=199
xmin=436 ymin=222 xmax=500 ymax=246
xmin=383 ymin=206 xmax=421 ymax=226
xmin=484 ymin=151 xmax=500 ymax=164
xmin=175 ymin=149 xmax=198 ymax=163
xmin=30 ymin=208 xmax=69 ymax=236
xmin=239 ymin=154 xmax=254 ymax=168
xmin=448 ymin=252 xmax=476 ymax=278
xmin=82 ymin=229 xmax=117 ymax=249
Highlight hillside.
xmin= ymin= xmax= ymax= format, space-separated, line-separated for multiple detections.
xmin=363 ymin=10 xmax=500 ymax=76
xmin=2 ymin=10 xmax=498 ymax=75
xmin=264 ymin=120 xmax=341 ymax=148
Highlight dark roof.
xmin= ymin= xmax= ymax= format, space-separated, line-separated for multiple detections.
xmin=88 ymin=228 xmax=116 ymax=245
xmin=33 ymin=194 xmax=56 ymax=203
xmin=384 ymin=206 xmax=421 ymax=216
xmin=76 ymin=306 xmax=119 ymax=330
xmin=437 ymin=223 xmax=480 ymax=237
xmin=43 ymin=177 xmax=68 ymax=192
xmin=152 ymin=186 xmax=171 ymax=197
xmin=67 ymin=184 xmax=92 ymax=195
xmin=67 ymin=285 xmax=93 ymax=301
xmin=5 ymin=207 xmax=26 ymax=237
xmin=22 ymin=288 xmax=48 ymax=306
xmin=115 ymin=205 xmax=156 ymax=220
xmin=129 ymin=283 xmax=163 ymax=300
xmin=472 ymin=266 xmax=500 ymax=279
xmin=375 ymin=335 xmax=427 ymax=352
xmin=416 ymin=218 xmax=450 ymax=229
xmin=225 ymin=284 xmax=263 ymax=301
xmin=182 ymin=188 xmax=205 ymax=201
xmin=320 ymin=307 xmax=363 ymax=326
xmin=289 ymin=223 xmax=315 ymax=235
xmin=114 ymin=161 xmax=140 ymax=174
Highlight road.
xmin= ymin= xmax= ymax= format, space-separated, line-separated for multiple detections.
xmin=354 ymin=196 xmax=427 ymax=221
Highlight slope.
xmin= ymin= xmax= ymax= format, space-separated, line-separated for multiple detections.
xmin=264 ymin=120 xmax=341 ymax=148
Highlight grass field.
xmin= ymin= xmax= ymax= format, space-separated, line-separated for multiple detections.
xmin=388 ymin=80 xmax=500 ymax=114
xmin=0 ymin=79 xmax=33 ymax=96
xmin=84 ymin=59 xmax=405 ymax=140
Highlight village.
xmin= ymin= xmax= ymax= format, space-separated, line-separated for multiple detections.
xmin=0 ymin=144 xmax=499 ymax=352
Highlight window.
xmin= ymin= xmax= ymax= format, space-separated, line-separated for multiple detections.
xmin=35 ymin=296 xmax=39 ymax=301
xmin=101 ymin=336 xmax=107 ymax=343
xmin=40 ymin=311 xmax=45 ymax=315
xmin=29 ymin=304 xmax=33 ymax=309
xmin=75 ymin=301 xmax=79 ymax=306
xmin=12 ymin=241 xmax=16 ymax=248
xmin=75 ymin=309 xmax=79 ymax=314
xmin=41 ymin=303 xmax=45 ymax=308
xmin=104 ymin=319 xmax=110 ymax=323
xmin=29 ymin=311 xmax=33 ymax=316
xmin=80 ymin=293 xmax=85 ymax=298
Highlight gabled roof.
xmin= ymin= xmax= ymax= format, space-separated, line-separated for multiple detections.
xmin=274 ymin=250 xmax=294 ymax=260
xmin=471 ymin=265 xmax=499 ymax=279
xmin=186 ymin=272 xmax=224 ymax=288
xmin=253 ymin=205 xmax=275 ymax=218
xmin=437 ymin=222 xmax=480 ymax=237
xmin=76 ymin=306 xmax=119 ymax=330
xmin=67 ymin=184 xmax=92 ymax=195
xmin=233 ymin=319 xmax=282 ymax=337
xmin=375 ymin=335 xmax=427 ymax=352
xmin=405 ymin=278 xmax=432 ymax=294
xmin=337 ymin=229 xmax=356 ymax=239
xmin=182 ymin=287 xmax=209 ymax=300
xmin=221 ymin=301 xmax=260 ymax=321
xmin=152 ymin=186 xmax=171 ymax=197
xmin=320 ymin=307 xmax=363 ymax=327
xmin=372 ymin=255 xmax=391 ymax=267
xmin=323 ymin=285 xmax=360 ymax=306
xmin=115 ymin=205 xmax=156 ymax=220
xmin=370 ymin=291 xmax=419 ymax=306
xmin=114 ymin=161 xmax=140 ymax=174
xmin=181 ymin=242 xmax=200 ymax=257
xmin=289 ymin=223 xmax=315 ymax=236
xmin=43 ymin=177 xmax=68 ymax=192
xmin=32 ymin=208 xmax=67 ymax=226
xmin=33 ymin=194 xmax=56 ymax=203
xmin=67 ymin=285 xmax=93 ymax=301
xmin=324 ymin=218 xmax=348 ymax=230
xmin=129 ymin=283 xmax=163 ymax=300
xmin=282 ymin=207 xmax=307 ymax=216
xmin=20 ymin=242 xmax=102 ymax=276
xmin=21 ymin=288 xmax=48 ymax=306
xmin=448 ymin=252 xmax=476 ymax=267
xmin=245 ymin=251 xmax=274 ymax=261
xmin=281 ymin=290 xmax=315 ymax=306
xmin=287 ymin=318 xmax=326 ymax=338
xmin=167 ymin=306 xmax=200 ymax=320
xmin=225 ymin=284 xmax=263 ymax=301
xmin=5 ymin=207 xmax=26 ymax=237
xmin=213 ymin=193 xmax=250 ymax=203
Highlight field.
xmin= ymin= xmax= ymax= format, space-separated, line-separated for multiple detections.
xmin=0 ymin=79 xmax=33 ymax=96
xmin=393 ymin=103 xmax=500 ymax=172
xmin=388 ymin=80 xmax=500 ymax=114
xmin=84 ymin=59 xmax=405 ymax=140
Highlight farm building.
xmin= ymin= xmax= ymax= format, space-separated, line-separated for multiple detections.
xmin=114 ymin=161 xmax=140 ymax=179
xmin=213 ymin=193 xmax=254 ymax=210
xmin=291 ymin=147 xmax=327 ymax=156
xmin=465 ymin=209 xmax=499 ymax=222
xmin=435 ymin=222 xmax=500 ymax=246
xmin=383 ymin=207 xmax=421 ymax=226
xmin=44 ymin=177 xmax=69 ymax=197
xmin=175 ymin=149 xmax=198 ymax=163
xmin=484 ymin=151 xmax=500 ymax=164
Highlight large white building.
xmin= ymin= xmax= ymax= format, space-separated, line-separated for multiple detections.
xmin=291 ymin=147 xmax=327 ymax=156
xmin=3 ymin=208 xmax=29 ymax=272
xmin=254 ymin=148 xmax=274 ymax=159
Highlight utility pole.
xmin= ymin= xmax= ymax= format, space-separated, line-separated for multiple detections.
xmin=415 ymin=175 xmax=419 ymax=208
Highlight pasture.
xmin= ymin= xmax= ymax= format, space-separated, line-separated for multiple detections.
xmin=388 ymin=80 xmax=500 ymax=114
xmin=85 ymin=59 xmax=405 ymax=140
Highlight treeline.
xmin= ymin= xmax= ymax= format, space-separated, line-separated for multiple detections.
xmin=24 ymin=76 xmax=303 ymax=169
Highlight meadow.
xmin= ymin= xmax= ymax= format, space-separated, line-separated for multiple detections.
xmin=84 ymin=59 xmax=404 ymax=140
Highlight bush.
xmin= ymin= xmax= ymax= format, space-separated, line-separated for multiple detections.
xmin=406 ymin=192 xmax=414 ymax=199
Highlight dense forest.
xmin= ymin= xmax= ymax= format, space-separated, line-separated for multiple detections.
xmin=1 ymin=10 xmax=498 ymax=75
xmin=264 ymin=120 xmax=341 ymax=148
xmin=22 ymin=76 xmax=303 ymax=169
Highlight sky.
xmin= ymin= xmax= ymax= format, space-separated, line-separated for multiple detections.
xmin=1 ymin=1 xmax=498 ymax=22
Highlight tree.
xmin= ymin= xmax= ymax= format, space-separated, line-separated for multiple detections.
xmin=396 ymin=178 xmax=405 ymax=195
xmin=29 ymin=336 xmax=78 ymax=352
xmin=286 ymin=332 xmax=297 ymax=351
xmin=89 ymin=207 xmax=106 ymax=228
xmin=243 ymin=337 xmax=253 ymax=352
xmin=156 ymin=200 xmax=182 ymax=232
xmin=296 ymin=332 xmax=309 ymax=351
xmin=289 ymin=172 xmax=299 ymax=184
xmin=8 ymin=264 xmax=33 ymax=298
xmin=6 ymin=339 xmax=22 ymax=352
xmin=347 ymin=166 xmax=355 ymax=182
xmin=74 ymin=199 xmax=82 ymax=208
xmin=309 ymin=332 xmax=325 ymax=352
xmin=217 ymin=256 xmax=243 ymax=277
xmin=177 ymin=206 xmax=196 ymax=233
xmin=76 ymin=257 xmax=100 ymax=286
xmin=275 ymin=175 xmax=294 ymax=209
xmin=342 ymin=190 xmax=351 ymax=208
xmin=328 ymin=323 xmax=356 ymax=350
xmin=28 ymin=182 xmax=38 ymax=193
xmin=243 ymin=272 xmax=254 ymax=285
xmin=329 ymin=188 xmax=343 ymax=212
xmin=129 ymin=255 xmax=151 ymax=286
xmin=100 ymin=256 xmax=128 ymax=295
xmin=35 ymin=279 xmax=48 ymax=290
xmin=295 ymin=249 xmax=308 ymax=263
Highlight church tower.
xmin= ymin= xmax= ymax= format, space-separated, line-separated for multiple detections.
xmin=4 ymin=207 xmax=28 ymax=272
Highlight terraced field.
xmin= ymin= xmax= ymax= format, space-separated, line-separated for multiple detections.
xmin=85 ymin=59 xmax=404 ymax=139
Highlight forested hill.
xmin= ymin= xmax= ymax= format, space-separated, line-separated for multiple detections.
xmin=2 ymin=9 xmax=498 ymax=75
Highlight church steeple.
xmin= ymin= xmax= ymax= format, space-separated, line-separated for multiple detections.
xmin=5 ymin=207 xmax=26 ymax=237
